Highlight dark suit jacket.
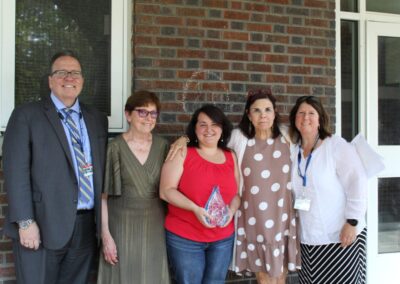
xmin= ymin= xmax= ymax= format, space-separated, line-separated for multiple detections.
xmin=2 ymin=97 xmax=108 ymax=250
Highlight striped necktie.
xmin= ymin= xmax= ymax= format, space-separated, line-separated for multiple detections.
xmin=61 ymin=108 xmax=93 ymax=204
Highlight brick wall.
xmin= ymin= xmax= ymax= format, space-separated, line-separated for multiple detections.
xmin=0 ymin=0 xmax=336 ymax=282
xmin=133 ymin=0 xmax=336 ymax=138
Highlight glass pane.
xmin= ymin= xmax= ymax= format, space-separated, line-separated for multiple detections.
xmin=15 ymin=0 xmax=111 ymax=115
xmin=378 ymin=36 xmax=400 ymax=145
xmin=378 ymin=178 xmax=400 ymax=254
xmin=341 ymin=20 xmax=359 ymax=141
xmin=341 ymin=0 xmax=358 ymax=12
xmin=367 ymin=0 xmax=400 ymax=15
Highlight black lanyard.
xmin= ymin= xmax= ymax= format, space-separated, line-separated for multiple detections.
xmin=297 ymin=135 xmax=319 ymax=187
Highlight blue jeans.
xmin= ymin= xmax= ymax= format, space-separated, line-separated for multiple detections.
xmin=166 ymin=230 xmax=234 ymax=284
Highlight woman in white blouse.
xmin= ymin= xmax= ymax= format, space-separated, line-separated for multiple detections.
xmin=289 ymin=96 xmax=367 ymax=284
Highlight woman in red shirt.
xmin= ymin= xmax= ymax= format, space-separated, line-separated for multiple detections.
xmin=160 ymin=104 xmax=240 ymax=284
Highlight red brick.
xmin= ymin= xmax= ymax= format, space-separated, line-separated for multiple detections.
xmin=156 ymin=59 xmax=183 ymax=68
xmin=224 ymin=52 xmax=248 ymax=61
xmin=223 ymin=11 xmax=249 ymax=21
xmin=156 ymin=38 xmax=184 ymax=47
xmin=244 ymin=3 xmax=269 ymax=12
xmin=134 ymin=36 xmax=153 ymax=45
xmin=286 ymin=85 xmax=311 ymax=94
xmin=162 ymin=102 xmax=183 ymax=112
xmin=156 ymin=124 xmax=186 ymax=133
xmin=136 ymin=69 xmax=159 ymax=78
xmin=177 ymin=114 xmax=191 ymax=123
xmin=247 ymin=23 xmax=272 ymax=33
xmin=304 ymin=76 xmax=329 ymax=85
xmin=287 ymin=26 xmax=311 ymax=35
xmin=177 ymin=28 xmax=204 ymax=37
xmin=305 ymin=0 xmax=328 ymax=8
xmin=227 ymin=114 xmax=242 ymax=123
xmin=135 ymin=4 xmax=161 ymax=14
xmin=203 ymin=0 xmax=228 ymax=8
xmin=288 ymin=66 xmax=311 ymax=74
xmin=135 ymin=80 xmax=152 ymax=90
xmin=186 ymin=18 xmax=199 ymax=26
xmin=306 ymin=19 xmax=329 ymax=28
xmin=305 ymin=37 xmax=328 ymax=47
xmin=266 ymin=75 xmax=289 ymax=83
xmin=202 ymin=82 xmax=230 ymax=91
xmin=6 ymin=252 xmax=14 ymax=263
xmin=325 ymin=48 xmax=335 ymax=56
xmin=154 ymin=80 xmax=184 ymax=90
xmin=135 ymin=47 xmax=160 ymax=57
xmin=267 ymin=15 xmax=289 ymax=24
xmin=231 ymin=2 xmax=243 ymax=10
xmin=312 ymin=29 xmax=326 ymax=37
xmin=246 ymin=43 xmax=271 ymax=52
xmin=178 ymin=93 xmax=207 ymax=101
xmin=0 ymin=241 xmax=12 ymax=251
xmin=203 ymin=40 xmax=229 ymax=50
xmin=135 ymin=25 xmax=160 ymax=35
xmin=223 ymin=72 xmax=249 ymax=81
xmin=202 ymin=20 xmax=228 ymax=29
xmin=203 ymin=61 xmax=229 ymax=70
xmin=265 ymin=35 xmax=289 ymax=44
xmin=288 ymin=46 xmax=311 ymax=55
xmin=312 ymin=48 xmax=324 ymax=56
xmin=247 ymin=63 xmax=272 ymax=72
xmin=185 ymin=71 xmax=206 ymax=80
xmin=177 ymin=50 xmax=206 ymax=58
xmin=304 ymin=57 xmax=328 ymax=66
xmin=177 ymin=8 xmax=205 ymax=17
xmin=135 ymin=15 xmax=153 ymax=25
xmin=0 ymin=194 xmax=7 ymax=203
xmin=267 ymin=0 xmax=289 ymax=4
xmin=0 ymin=266 xmax=15 ymax=278
xmin=223 ymin=31 xmax=249 ymax=41
xmin=265 ymin=54 xmax=289 ymax=63
xmin=177 ymin=70 xmax=198 ymax=79
xmin=156 ymin=16 xmax=184 ymax=26
xmin=324 ymin=10 xmax=335 ymax=19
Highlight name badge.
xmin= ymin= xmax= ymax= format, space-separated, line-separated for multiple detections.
xmin=294 ymin=197 xmax=311 ymax=211
xmin=81 ymin=164 xmax=93 ymax=177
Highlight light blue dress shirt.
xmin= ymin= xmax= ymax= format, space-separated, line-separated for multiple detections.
xmin=51 ymin=94 xmax=94 ymax=210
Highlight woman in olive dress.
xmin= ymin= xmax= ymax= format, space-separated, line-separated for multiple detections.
xmin=97 ymin=90 xmax=170 ymax=284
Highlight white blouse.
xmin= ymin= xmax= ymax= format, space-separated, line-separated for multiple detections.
xmin=291 ymin=135 xmax=367 ymax=245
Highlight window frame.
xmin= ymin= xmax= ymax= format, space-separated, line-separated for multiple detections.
xmin=0 ymin=0 xmax=131 ymax=132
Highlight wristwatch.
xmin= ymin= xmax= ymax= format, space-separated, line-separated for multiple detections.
xmin=18 ymin=219 xmax=35 ymax=230
xmin=346 ymin=219 xmax=358 ymax=226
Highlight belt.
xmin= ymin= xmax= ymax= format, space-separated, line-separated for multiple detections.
xmin=77 ymin=209 xmax=94 ymax=215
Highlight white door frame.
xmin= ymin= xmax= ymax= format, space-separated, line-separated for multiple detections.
xmin=366 ymin=20 xmax=400 ymax=284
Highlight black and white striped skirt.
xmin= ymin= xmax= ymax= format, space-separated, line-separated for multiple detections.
xmin=299 ymin=228 xmax=367 ymax=284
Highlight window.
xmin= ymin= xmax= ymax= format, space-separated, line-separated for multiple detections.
xmin=340 ymin=20 xmax=359 ymax=141
xmin=0 ymin=0 xmax=130 ymax=131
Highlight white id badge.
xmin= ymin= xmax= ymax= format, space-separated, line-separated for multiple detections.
xmin=294 ymin=198 xmax=311 ymax=211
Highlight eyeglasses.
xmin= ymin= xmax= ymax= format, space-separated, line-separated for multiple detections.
xmin=134 ymin=109 xmax=159 ymax=119
xmin=51 ymin=70 xmax=83 ymax=80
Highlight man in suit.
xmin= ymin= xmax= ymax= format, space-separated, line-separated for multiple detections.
xmin=2 ymin=50 xmax=108 ymax=284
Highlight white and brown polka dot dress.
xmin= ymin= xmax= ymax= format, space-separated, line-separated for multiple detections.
xmin=234 ymin=135 xmax=301 ymax=277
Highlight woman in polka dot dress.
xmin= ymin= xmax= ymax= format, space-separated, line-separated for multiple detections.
xmin=229 ymin=89 xmax=300 ymax=284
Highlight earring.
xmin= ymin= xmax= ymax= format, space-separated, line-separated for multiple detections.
xmin=220 ymin=138 xmax=224 ymax=143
